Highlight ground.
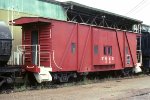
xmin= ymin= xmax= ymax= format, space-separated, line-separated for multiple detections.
xmin=0 ymin=76 xmax=150 ymax=100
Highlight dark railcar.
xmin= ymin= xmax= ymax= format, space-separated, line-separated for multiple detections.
xmin=0 ymin=21 xmax=12 ymax=66
xmin=141 ymin=25 xmax=150 ymax=72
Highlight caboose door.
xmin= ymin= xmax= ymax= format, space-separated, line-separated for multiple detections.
xmin=31 ymin=30 xmax=39 ymax=65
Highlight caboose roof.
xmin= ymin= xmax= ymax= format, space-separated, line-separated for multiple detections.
xmin=11 ymin=17 xmax=51 ymax=26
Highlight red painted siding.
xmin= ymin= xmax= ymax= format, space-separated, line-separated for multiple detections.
xmin=39 ymin=24 xmax=51 ymax=67
xmin=20 ymin=18 xmax=138 ymax=73
xmin=51 ymin=21 xmax=77 ymax=71
xmin=22 ymin=27 xmax=32 ymax=64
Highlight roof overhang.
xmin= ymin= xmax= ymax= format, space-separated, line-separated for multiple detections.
xmin=10 ymin=17 xmax=51 ymax=26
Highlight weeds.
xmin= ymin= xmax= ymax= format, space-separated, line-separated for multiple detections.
xmin=1 ymin=72 xmax=148 ymax=94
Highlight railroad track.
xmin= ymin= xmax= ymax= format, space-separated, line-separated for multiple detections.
xmin=0 ymin=72 xmax=148 ymax=94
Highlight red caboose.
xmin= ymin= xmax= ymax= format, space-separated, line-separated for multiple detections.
xmin=12 ymin=17 xmax=142 ymax=83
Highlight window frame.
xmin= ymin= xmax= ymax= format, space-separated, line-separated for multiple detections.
xmin=104 ymin=46 xmax=112 ymax=56
xmin=94 ymin=45 xmax=99 ymax=55
xmin=104 ymin=46 xmax=107 ymax=55
xmin=71 ymin=42 xmax=76 ymax=54
xmin=125 ymin=47 xmax=129 ymax=55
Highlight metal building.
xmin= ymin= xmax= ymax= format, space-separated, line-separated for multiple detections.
xmin=0 ymin=0 xmax=67 ymax=51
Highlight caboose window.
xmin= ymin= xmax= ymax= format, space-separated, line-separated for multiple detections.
xmin=104 ymin=46 xmax=112 ymax=56
xmin=94 ymin=45 xmax=98 ymax=54
xmin=108 ymin=46 xmax=112 ymax=56
xmin=104 ymin=46 xmax=107 ymax=55
xmin=71 ymin=43 xmax=76 ymax=54
xmin=125 ymin=47 xmax=129 ymax=54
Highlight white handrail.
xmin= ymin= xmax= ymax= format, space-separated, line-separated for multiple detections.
xmin=35 ymin=45 xmax=37 ymax=65
xmin=8 ymin=45 xmax=60 ymax=70
xmin=15 ymin=45 xmax=51 ymax=67
xmin=17 ymin=45 xmax=40 ymax=66
xmin=52 ymin=50 xmax=62 ymax=69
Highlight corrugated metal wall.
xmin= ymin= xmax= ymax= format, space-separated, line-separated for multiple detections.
xmin=0 ymin=0 xmax=67 ymax=20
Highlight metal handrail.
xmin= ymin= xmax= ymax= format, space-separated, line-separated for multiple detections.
xmin=17 ymin=45 xmax=40 ymax=66
xmin=7 ymin=45 xmax=61 ymax=69
xmin=21 ymin=51 xmax=51 ymax=67
xmin=8 ymin=45 xmax=51 ymax=67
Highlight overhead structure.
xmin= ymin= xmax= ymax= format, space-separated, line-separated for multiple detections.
xmin=141 ymin=24 xmax=150 ymax=33
xmin=61 ymin=1 xmax=142 ymax=32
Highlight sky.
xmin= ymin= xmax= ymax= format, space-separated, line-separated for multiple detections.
xmin=57 ymin=0 xmax=150 ymax=25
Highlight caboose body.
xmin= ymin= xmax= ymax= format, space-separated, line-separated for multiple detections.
xmin=12 ymin=17 xmax=141 ymax=83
